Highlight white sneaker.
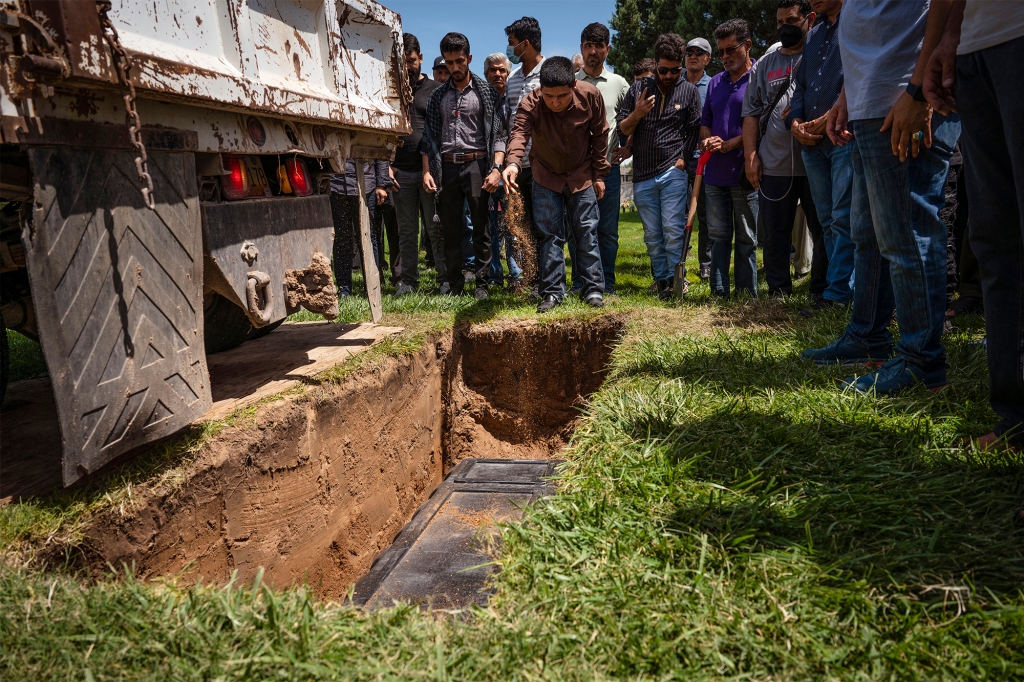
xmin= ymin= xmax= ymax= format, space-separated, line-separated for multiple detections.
xmin=439 ymin=282 xmax=452 ymax=296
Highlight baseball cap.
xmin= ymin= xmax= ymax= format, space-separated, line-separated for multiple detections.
xmin=432 ymin=56 xmax=447 ymax=69
xmin=686 ymin=38 xmax=712 ymax=55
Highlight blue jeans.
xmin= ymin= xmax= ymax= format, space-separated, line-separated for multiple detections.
xmin=633 ymin=166 xmax=690 ymax=284
xmin=488 ymin=188 xmax=522 ymax=285
xmin=568 ymin=165 xmax=622 ymax=292
xmin=802 ymin=141 xmax=855 ymax=303
xmin=706 ymin=184 xmax=759 ymax=297
xmin=533 ymin=180 xmax=604 ymax=299
xmin=958 ymin=37 xmax=1024 ymax=443
xmin=845 ymin=115 xmax=960 ymax=371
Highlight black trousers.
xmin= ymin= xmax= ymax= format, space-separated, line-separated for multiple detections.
xmin=330 ymin=192 xmax=380 ymax=295
xmin=759 ymin=175 xmax=827 ymax=296
xmin=438 ymin=159 xmax=491 ymax=292
xmin=958 ymin=36 xmax=1024 ymax=444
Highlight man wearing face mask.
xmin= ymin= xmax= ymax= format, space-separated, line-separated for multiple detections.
xmin=499 ymin=17 xmax=545 ymax=292
xmin=742 ymin=0 xmax=828 ymax=299
xmin=618 ymin=33 xmax=703 ymax=299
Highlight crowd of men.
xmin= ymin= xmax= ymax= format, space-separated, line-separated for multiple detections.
xmin=327 ymin=0 xmax=1022 ymax=450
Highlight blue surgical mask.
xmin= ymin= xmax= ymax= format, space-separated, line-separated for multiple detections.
xmin=506 ymin=40 xmax=525 ymax=65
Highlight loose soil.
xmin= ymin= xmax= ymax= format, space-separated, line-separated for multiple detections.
xmin=63 ymin=316 xmax=624 ymax=599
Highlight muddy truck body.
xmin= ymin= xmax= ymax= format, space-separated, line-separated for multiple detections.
xmin=0 ymin=0 xmax=410 ymax=486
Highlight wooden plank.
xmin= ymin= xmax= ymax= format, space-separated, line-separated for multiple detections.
xmin=202 ymin=321 xmax=402 ymax=421
xmin=355 ymin=162 xmax=383 ymax=324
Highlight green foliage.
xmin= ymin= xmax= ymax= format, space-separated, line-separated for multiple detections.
xmin=5 ymin=330 xmax=46 ymax=382
xmin=609 ymin=0 xmax=780 ymax=76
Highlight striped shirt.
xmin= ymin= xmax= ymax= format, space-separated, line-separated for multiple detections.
xmin=617 ymin=78 xmax=702 ymax=183
xmin=502 ymin=58 xmax=544 ymax=168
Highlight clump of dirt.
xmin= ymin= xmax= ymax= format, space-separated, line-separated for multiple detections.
xmin=502 ymin=192 xmax=537 ymax=292
xmin=285 ymin=251 xmax=338 ymax=320
xmin=443 ymin=316 xmax=624 ymax=467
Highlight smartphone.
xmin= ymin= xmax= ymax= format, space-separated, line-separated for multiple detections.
xmin=640 ymin=75 xmax=657 ymax=100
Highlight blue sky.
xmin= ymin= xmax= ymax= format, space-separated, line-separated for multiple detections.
xmin=380 ymin=0 xmax=620 ymax=73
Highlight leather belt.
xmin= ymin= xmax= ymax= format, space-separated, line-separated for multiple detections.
xmin=442 ymin=151 xmax=487 ymax=163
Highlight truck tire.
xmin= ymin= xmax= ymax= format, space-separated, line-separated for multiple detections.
xmin=203 ymin=293 xmax=284 ymax=355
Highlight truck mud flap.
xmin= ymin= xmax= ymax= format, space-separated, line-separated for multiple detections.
xmin=24 ymin=147 xmax=211 ymax=486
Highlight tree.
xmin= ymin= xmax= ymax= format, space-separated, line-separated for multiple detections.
xmin=609 ymin=0 xmax=780 ymax=76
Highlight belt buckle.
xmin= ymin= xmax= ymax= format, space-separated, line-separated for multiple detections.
xmin=453 ymin=152 xmax=467 ymax=163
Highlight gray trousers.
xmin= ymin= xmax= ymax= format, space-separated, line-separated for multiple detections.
xmin=394 ymin=167 xmax=447 ymax=286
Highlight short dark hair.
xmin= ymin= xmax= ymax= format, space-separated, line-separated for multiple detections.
xmin=778 ymin=0 xmax=813 ymax=15
xmin=714 ymin=18 xmax=752 ymax=45
xmin=632 ymin=58 xmax=655 ymax=77
xmin=505 ymin=17 xmax=542 ymax=52
xmin=440 ymin=32 xmax=470 ymax=57
xmin=653 ymin=33 xmax=687 ymax=63
xmin=539 ymin=56 xmax=574 ymax=87
xmin=403 ymin=33 xmax=420 ymax=56
xmin=580 ymin=22 xmax=610 ymax=45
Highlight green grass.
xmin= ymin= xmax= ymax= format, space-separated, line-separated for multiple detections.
xmin=3 ymin=213 xmax=1022 ymax=680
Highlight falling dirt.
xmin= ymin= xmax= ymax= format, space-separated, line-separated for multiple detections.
xmin=62 ymin=316 xmax=624 ymax=599
xmin=502 ymin=192 xmax=537 ymax=292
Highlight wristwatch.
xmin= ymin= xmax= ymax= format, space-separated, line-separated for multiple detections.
xmin=490 ymin=163 xmax=502 ymax=172
xmin=905 ymin=82 xmax=927 ymax=103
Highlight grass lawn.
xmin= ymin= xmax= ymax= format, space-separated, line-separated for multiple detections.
xmin=2 ymin=212 xmax=1023 ymax=680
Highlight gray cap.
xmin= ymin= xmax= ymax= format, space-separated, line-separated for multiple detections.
xmin=432 ymin=56 xmax=447 ymax=69
xmin=686 ymin=37 xmax=712 ymax=55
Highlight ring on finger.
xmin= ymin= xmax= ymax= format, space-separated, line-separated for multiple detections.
xmin=912 ymin=131 xmax=923 ymax=142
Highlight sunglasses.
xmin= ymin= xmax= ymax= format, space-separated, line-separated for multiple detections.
xmin=717 ymin=44 xmax=742 ymax=58
xmin=685 ymin=49 xmax=706 ymax=57
xmin=657 ymin=66 xmax=682 ymax=75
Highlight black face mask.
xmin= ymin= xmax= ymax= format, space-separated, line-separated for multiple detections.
xmin=778 ymin=22 xmax=805 ymax=49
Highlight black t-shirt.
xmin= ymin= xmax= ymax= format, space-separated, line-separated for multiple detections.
xmin=393 ymin=74 xmax=441 ymax=173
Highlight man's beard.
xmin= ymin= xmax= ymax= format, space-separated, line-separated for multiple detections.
xmin=407 ymin=66 xmax=421 ymax=81
xmin=656 ymin=73 xmax=679 ymax=91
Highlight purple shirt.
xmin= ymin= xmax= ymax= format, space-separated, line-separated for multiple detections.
xmin=700 ymin=59 xmax=755 ymax=187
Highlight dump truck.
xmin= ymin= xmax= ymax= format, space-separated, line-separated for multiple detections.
xmin=0 ymin=0 xmax=409 ymax=486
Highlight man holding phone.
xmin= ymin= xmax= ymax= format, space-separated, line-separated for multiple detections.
xmin=618 ymin=33 xmax=703 ymax=299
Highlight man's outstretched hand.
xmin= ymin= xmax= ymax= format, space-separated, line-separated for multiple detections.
xmin=502 ymin=165 xmax=520 ymax=194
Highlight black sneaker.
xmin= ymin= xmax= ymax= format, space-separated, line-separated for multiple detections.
xmin=585 ymin=292 xmax=604 ymax=307
xmin=699 ymin=265 xmax=711 ymax=280
xmin=799 ymin=297 xmax=841 ymax=318
xmin=537 ymin=294 xmax=558 ymax=313
xmin=658 ymin=279 xmax=673 ymax=300
xmin=473 ymin=286 xmax=489 ymax=300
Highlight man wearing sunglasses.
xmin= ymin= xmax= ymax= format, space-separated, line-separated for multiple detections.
xmin=618 ymin=33 xmax=703 ymax=300
xmin=701 ymin=19 xmax=758 ymax=298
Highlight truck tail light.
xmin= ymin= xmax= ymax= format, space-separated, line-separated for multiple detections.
xmin=221 ymin=155 xmax=250 ymax=200
xmin=286 ymin=158 xmax=314 ymax=196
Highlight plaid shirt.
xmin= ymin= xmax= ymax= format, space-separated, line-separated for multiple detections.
xmin=420 ymin=72 xmax=501 ymax=186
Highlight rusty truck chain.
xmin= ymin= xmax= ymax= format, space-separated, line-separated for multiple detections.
xmin=95 ymin=1 xmax=155 ymax=210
